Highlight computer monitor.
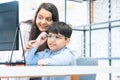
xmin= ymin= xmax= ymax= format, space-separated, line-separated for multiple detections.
xmin=0 ymin=1 xmax=19 ymax=51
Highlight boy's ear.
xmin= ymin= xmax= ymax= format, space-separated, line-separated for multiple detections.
xmin=65 ymin=38 xmax=71 ymax=45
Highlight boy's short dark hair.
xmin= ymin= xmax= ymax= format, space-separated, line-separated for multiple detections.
xmin=47 ymin=22 xmax=72 ymax=38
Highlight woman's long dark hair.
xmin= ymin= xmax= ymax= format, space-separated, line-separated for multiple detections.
xmin=29 ymin=3 xmax=59 ymax=51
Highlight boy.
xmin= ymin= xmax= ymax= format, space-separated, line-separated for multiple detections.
xmin=25 ymin=22 xmax=76 ymax=80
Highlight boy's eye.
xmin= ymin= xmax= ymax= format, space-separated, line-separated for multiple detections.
xmin=55 ymin=36 xmax=61 ymax=39
xmin=47 ymin=35 xmax=52 ymax=38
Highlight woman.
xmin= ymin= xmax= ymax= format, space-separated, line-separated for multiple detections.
xmin=21 ymin=2 xmax=59 ymax=80
xmin=24 ymin=2 xmax=59 ymax=52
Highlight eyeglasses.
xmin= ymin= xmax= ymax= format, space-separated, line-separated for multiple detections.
xmin=46 ymin=34 xmax=66 ymax=40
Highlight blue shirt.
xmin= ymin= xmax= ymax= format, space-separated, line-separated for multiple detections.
xmin=25 ymin=47 xmax=76 ymax=80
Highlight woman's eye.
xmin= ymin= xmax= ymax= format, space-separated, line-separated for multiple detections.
xmin=38 ymin=16 xmax=43 ymax=19
xmin=46 ymin=18 xmax=52 ymax=21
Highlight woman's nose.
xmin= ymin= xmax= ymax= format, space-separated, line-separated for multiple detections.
xmin=41 ymin=19 xmax=47 ymax=24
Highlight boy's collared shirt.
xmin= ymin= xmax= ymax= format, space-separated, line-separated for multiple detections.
xmin=25 ymin=47 xmax=76 ymax=80
xmin=26 ymin=47 xmax=76 ymax=66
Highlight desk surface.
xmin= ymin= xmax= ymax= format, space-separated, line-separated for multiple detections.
xmin=0 ymin=66 xmax=120 ymax=78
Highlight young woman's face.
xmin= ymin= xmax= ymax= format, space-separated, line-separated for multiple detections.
xmin=36 ymin=8 xmax=53 ymax=32
xmin=47 ymin=33 xmax=70 ymax=52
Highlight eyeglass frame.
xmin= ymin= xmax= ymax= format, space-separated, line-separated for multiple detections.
xmin=46 ymin=34 xmax=68 ymax=40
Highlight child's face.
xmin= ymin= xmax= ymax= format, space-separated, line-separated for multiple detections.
xmin=47 ymin=32 xmax=70 ymax=52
